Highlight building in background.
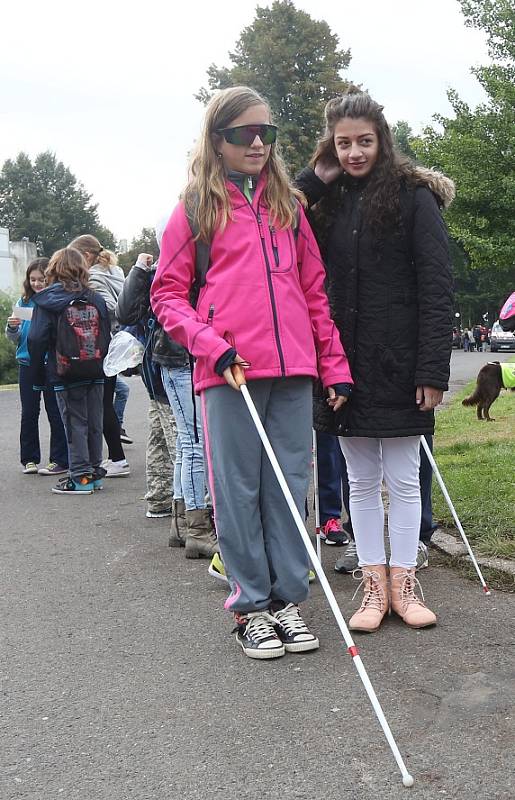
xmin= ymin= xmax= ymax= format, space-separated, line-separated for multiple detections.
xmin=0 ymin=228 xmax=37 ymax=294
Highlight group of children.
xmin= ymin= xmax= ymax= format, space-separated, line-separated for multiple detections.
xmin=6 ymin=84 xmax=454 ymax=659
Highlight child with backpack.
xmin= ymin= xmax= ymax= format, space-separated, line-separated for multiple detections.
xmin=151 ymin=86 xmax=352 ymax=660
xmin=28 ymin=247 xmax=110 ymax=495
xmin=5 ymin=257 xmax=68 ymax=475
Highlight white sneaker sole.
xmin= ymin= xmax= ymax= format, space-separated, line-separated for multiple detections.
xmin=236 ymin=636 xmax=285 ymax=659
xmin=105 ymin=470 xmax=130 ymax=478
xmin=283 ymin=638 xmax=320 ymax=653
xmin=208 ymin=565 xmax=229 ymax=584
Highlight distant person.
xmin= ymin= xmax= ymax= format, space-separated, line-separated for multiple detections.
xmin=70 ymin=235 xmax=129 ymax=477
xmin=462 ymin=328 xmax=470 ymax=352
xmin=5 ymin=258 xmax=68 ymax=476
xmin=28 ymin=248 xmax=110 ymax=494
xmin=473 ymin=324 xmax=482 ymax=353
xmin=297 ymin=88 xmax=453 ymax=632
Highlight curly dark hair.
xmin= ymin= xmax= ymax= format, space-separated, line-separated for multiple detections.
xmin=311 ymin=89 xmax=418 ymax=243
xmin=22 ymin=258 xmax=49 ymax=302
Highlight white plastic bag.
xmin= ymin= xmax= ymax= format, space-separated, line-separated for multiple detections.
xmin=103 ymin=331 xmax=144 ymax=377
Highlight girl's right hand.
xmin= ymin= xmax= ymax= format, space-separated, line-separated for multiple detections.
xmin=223 ymin=354 xmax=248 ymax=391
xmin=7 ymin=316 xmax=21 ymax=328
xmin=314 ymin=156 xmax=343 ymax=184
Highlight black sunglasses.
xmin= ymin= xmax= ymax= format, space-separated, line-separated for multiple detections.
xmin=216 ymin=124 xmax=278 ymax=146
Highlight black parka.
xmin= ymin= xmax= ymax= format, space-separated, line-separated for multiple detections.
xmin=296 ymin=167 xmax=454 ymax=438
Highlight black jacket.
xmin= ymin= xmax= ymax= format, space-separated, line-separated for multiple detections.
xmin=116 ymin=263 xmax=189 ymax=369
xmin=115 ymin=263 xmax=190 ymax=400
xmin=28 ymin=283 xmax=110 ymax=388
xmin=297 ymin=167 xmax=454 ymax=437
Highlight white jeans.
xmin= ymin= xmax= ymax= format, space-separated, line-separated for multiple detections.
xmin=339 ymin=436 xmax=421 ymax=569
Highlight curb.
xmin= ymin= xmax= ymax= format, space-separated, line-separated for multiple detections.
xmin=431 ymin=528 xmax=515 ymax=580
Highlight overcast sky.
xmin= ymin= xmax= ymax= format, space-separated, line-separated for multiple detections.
xmin=1 ymin=0 xmax=489 ymax=243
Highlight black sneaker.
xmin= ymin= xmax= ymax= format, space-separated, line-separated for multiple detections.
xmin=273 ymin=603 xmax=319 ymax=652
xmin=234 ymin=611 xmax=285 ymax=659
xmin=120 ymin=428 xmax=133 ymax=444
xmin=320 ymin=518 xmax=351 ymax=546
xmin=51 ymin=475 xmax=94 ymax=495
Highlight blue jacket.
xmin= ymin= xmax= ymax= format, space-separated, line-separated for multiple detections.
xmin=4 ymin=298 xmax=35 ymax=365
xmin=28 ymin=282 xmax=110 ymax=389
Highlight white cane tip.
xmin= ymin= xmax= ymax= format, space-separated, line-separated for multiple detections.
xmin=402 ymin=774 xmax=415 ymax=788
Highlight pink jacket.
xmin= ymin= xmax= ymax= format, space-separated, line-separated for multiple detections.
xmin=151 ymin=174 xmax=352 ymax=393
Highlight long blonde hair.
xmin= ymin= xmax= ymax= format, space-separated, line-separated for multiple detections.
xmin=69 ymin=234 xmax=118 ymax=270
xmin=184 ymin=86 xmax=304 ymax=242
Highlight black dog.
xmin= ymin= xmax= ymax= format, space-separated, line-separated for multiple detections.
xmin=462 ymin=361 xmax=513 ymax=421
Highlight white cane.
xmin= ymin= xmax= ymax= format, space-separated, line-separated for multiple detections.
xmin=233 ymin=366 xmax=415 ymax=788
xmin=312 ymin=429 xmax=322 ymax=562
xmin=420 ymin=436 xmax=491 ymax=595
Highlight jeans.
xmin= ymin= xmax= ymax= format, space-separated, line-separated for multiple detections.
xmin=316 ymin=430 xmax=353 ymax=533
xmin=161 ymin=365 xmax=206 ymax=510
xmin=18 ymin=364 xmax=68 ymax=467
xmin=114 ymin=376 xmax=130 ymax=426
xmin=55 ymin=383 xmax=104 ymax=479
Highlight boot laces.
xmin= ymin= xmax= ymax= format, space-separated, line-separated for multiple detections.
xmin=273 ymin=603 xmax=309 ymax=635
xmin=392 ymin=570 xmax=426 ymax=610
xmin=242 ymin=611 xmax=278 ymax=643
xmin=351 ymin=569 xmax=385 ymax=612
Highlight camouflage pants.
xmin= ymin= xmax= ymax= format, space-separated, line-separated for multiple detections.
xmin=145 ymin=398 xmax=177 ymax=513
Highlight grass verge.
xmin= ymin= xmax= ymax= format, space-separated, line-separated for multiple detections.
xmin=433 ymin=365 xmax=515 ymax=560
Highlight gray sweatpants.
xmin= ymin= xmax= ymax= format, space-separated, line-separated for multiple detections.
xmin=56 ymin=383 xmax=104 ymax=480
xmin=201 ymin=377 xmax=312 ymax=614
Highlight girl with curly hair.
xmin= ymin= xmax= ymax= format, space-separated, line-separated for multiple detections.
xmin=297 ymin=89 xmax=454 ymax=632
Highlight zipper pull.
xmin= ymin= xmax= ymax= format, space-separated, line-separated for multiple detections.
xmin=207 ymin=304 xmax=215 ymax=325
xmin=270 ymin=226 xmax=278 ymax=249
xmin=248 ymin=176 xmax=253 ymax=190
xmin=257 ymin=212 xmax=265 ymax=240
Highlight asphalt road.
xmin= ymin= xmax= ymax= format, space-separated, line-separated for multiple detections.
xmin=1 ymin=351 xmax=514 ymax=800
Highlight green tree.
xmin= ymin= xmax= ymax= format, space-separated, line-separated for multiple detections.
xmin=0 ymin=151 xmax=115 ymax=256
xmin=391 ymin=120 xmax=417 ymax=159
xmin=117 ymin=227 xmax=159 ymax=274
xmin=197 ymin=0 xmax=351 ymax=174
xmin=412 ymin=0 xmax=514 ymax=277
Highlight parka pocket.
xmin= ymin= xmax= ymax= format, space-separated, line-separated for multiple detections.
xmin=373 ymin=345 xmax=416 ymax=408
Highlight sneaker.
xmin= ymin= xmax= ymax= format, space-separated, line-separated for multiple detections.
xmin=234 ymin=611 xmax=285 ymax=659
xmin=38 ymin=462 xmax=68 ymax=475
xmin=273 ymin=603 xmax=319 ymax=653
xmin=416 ymin=541 xmax=429 ymax=571
xmin=92 ymin=466 xmax=107 ymax=490
xmin=102 ymin=459 xmax=130 ymax=477
xmin=51 ymin=475 xmax=94 ymax=495
xmin=334 ymin=540 xmax=359 ymax=574
xmin=146 ymin=507 xmax=174 ymax=518
xmin=320 ymin=518 xmax=350 ymax=546
xmin=120 ymin=428 xmax=133 ymax=445
xmin=208 ymin=553 xmax=228 ymax=584
xmin=22 ymin=462 xmax=38 ymax=474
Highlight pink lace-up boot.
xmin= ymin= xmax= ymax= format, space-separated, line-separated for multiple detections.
xmin=348 ymin=565 xmax=389 ymax=633
xmin=390 ymin=567 xmax=437 ymax=629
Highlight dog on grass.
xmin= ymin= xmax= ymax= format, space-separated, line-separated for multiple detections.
xmin=462 ymin=361 xmax=515 ymax=421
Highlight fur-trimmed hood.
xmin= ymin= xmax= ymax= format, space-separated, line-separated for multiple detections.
xmin=412 ymin=166 xmax=455 ymax=209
